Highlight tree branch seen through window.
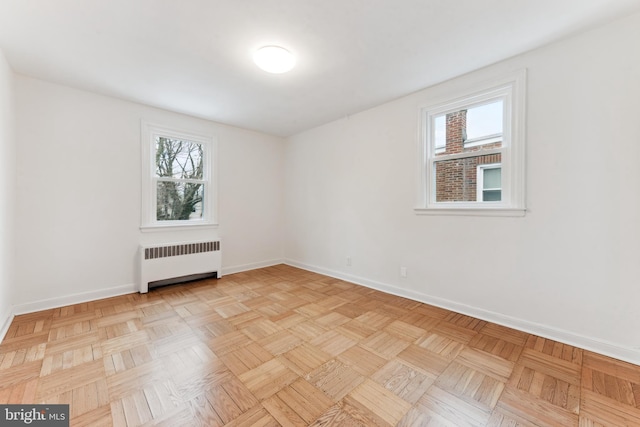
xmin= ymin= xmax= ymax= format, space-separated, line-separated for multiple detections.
xmin=155 ymin=137 xmax=205 ymax=221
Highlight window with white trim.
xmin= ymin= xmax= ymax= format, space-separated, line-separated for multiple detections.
xmin=141 ymin=122 xmax=217 ymax=229
xmin=477 ymin=163 xmax=501 ymax=202
xmin=416 ymin=70 xmax=526 ymax=216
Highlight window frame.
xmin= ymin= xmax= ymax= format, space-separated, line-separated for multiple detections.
xmin=141 ymin=121 xmax=218 ymax=231
xmin=415 ymin=70 xmax=526 ymax=217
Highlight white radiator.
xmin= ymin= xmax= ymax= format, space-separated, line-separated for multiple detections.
xmin=139 ymin=240 xmax=222 ymax=293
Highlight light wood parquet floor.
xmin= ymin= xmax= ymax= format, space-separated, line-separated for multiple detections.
xmin=1 ymin=264 xmax=639 ymax=426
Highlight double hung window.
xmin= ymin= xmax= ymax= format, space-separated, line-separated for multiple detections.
xmin=416 ymin=70 xmax=526 ymax=216
xmin=141 ymin=122 xmax=217 ymax=229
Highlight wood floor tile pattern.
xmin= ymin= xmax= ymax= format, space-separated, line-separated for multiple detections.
xmin=1 ymin=265 xmax=639 ymax=426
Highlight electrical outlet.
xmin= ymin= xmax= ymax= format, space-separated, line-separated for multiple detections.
xmin=400 ymin=266 xmax=407 ymax=277
xmin=346 ymin=256 xmax=352 ymax=266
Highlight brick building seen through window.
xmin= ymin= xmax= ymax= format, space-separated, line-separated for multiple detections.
xmin=434 ymin=102 xmax=503 ymax=202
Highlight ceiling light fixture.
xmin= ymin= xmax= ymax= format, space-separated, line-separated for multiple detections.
xmin=253 ymin=45 xmax=296 ymax=74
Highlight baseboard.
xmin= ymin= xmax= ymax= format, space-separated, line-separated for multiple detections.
xmin=222 ymin=259 xmax=285 ymax=276
xmin=285 ymin=259 xmax=640 ymax=366
xmin=12 ymin=283 xmax=138 ymax=316
xmin=0 ymin=303 xmax=14 ymax=343
xmin=7 ymin=260 xmax=284 ymax=318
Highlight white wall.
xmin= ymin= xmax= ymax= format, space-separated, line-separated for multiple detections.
xmin=0 ymin=49 xmax=15 ymax=336
xmin=6 ymin=10 xmax=640 ymax=365
xmin=284 ymin=12 xmax=640 ymax=363
xmin=14 ymin=77 xmax=284 ymax=311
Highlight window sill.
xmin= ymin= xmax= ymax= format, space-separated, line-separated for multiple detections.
xmin=414 ymin=207 xmax=526 ymax=217
xmin=140 ymin=222 xmax=219 ymax=232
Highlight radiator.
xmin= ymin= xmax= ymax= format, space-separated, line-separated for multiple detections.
xmin=139 ymin=240 xmax=222 ymax=293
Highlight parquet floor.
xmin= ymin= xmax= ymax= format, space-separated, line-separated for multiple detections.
xmin=1 ymin=265 xmax=639 ymax=426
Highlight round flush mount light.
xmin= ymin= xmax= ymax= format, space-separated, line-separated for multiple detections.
xmin=253 ymin=45 xmax=296 ymax=74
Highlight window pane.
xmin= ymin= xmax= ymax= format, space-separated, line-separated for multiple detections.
xmin=483 ymin=167 xmax=501 ymax=189
xmin=156 ymin=181 xmax=204 ymax=221
xmin=433 ymin=107 xmax=501 ymax=157
xmin=466 ymin=100 xmax=503 ymax=141
xmin=155 ymin=137 xmax=204 ymax=179
xmin=482 ymin=190 xmax=501 ymax=201
xmin=434 ymin=153 xmax=501 ymax=202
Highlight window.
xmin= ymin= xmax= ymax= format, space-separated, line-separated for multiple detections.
xmin=477 ymin=164 xmax=501 ymax=202
xmin=141 ymin=122 xmax=217 ymax=229
xmin=416 ymin=70 xmax=526 ymax=216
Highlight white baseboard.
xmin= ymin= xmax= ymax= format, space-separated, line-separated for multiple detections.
xmin=222 ymin=259 xmax=285 ymax=276
xmin=12 ymin=283 xmax=138 ymax=316
xmin=285 ymin=259 xmax=640 ymax=366
xmin=6 ymin=259 xmax=638 ymax=366
xmin=5 ymin=260 xmax=285 ymax=322
xmin=0 ymin=303 xmax=14 ymax=343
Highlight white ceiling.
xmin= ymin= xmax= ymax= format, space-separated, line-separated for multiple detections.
xmin=1 ymin=0 xmax=639 ymax=137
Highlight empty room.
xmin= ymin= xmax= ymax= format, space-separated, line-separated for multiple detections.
xmin=1 ymin=1 xmax=640 ymax=425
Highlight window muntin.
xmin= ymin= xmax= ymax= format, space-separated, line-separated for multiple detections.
xmin=417 ymin=70 xmax=526 ymax=215
xmin=141 ymin=122 xmax=217 ymax=229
